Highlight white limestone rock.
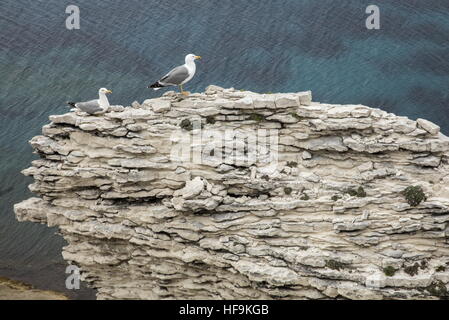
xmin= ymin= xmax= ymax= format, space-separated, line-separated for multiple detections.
xmin=151 ymin=99 xmax=171 ymax=113
xmin=417 ymin=118 xmax=440 ymax=136
xmin=175 ymin=177 xmax=205 ymax=200
xmin=13 ymin=87 xmax=449 ymax=300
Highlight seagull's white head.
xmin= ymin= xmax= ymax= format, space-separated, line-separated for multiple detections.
xmin=99 ymin=88 xmax=112 ymax=95
xmin=185 ymin=54 xmax=202 ymax=63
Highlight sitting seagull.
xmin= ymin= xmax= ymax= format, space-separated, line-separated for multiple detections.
xmin=149 ymin=54 xmax=201 ymax=96
xmin=67 ymin=88 xmax=112 ymax=115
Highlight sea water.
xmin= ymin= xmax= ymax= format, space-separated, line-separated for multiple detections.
xmin=1 ymin=0 xmax=448 ymax=297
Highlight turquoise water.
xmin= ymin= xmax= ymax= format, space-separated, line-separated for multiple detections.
xmin=1 ymin=0 xmax=448 ymax=297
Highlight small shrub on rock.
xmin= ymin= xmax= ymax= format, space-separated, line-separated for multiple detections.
xmin=383 ymin=266 xmax=397 ymax=277
xmin=402 ymin=186 xmax=426 ymax=207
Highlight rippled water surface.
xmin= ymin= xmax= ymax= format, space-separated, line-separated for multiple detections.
xmin=1 ymin=0 xmax=448 ymax=297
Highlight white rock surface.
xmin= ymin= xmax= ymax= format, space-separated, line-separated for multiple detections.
xmin=14 ymin=87 xmax=449 ymax=300
xmin=417 ymin=118 xmax=440 ymax=136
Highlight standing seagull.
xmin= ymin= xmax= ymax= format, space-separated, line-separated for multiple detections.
xmin=67 ymin=88 xmax=112 ymax=115
xmin=149 ymin=54 xmax=202 ymax=96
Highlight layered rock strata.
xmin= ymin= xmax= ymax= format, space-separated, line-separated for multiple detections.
xmin=14 ymin=86 xmax=449 ymax=299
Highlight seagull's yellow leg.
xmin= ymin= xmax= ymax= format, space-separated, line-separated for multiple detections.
xmin=180 ymin=84 xmax=189 ymax=96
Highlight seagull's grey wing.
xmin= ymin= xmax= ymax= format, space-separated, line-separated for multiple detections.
xmin=75 ymin=99 xmax=102 ymax=114
xmin=159 ymin=65 xmax=190 ymax=86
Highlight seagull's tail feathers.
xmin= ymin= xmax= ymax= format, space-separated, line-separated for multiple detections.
xmin=148 ymin=81 xmax=165 ymax=90
xmin=67 ymin=102 xmax=76 ymax=108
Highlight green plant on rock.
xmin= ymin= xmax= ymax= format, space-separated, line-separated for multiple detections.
xmin=356 ymin=186 xmax=366 ymax=197
xmin=248 ymin=113 xmax=264 ymax=122
xmin=206 ymin=116 xmax=216 ymax=124
xmin=402 ymin=186 xmax=426 ymax=207
xmin=420 ymin=260 xmax=428 ymax=270
xmin=300 ymin=193 xmax=310 ymax=201
xmin=290 ymin=112 xmax=302 ymax=120
xmin=284 ymin=187 xmax=293 ymax=195
xmin=436 ymin=265 xmax=446 ymax=272
xmin=345 ymin=186 xmax=366 ymax=198
xmin=383 ymin=266 xmax=397 ymax=277
xmin=404 ymin=263 xmax=420 ymax=276
xmin=179 ymin=119 xmax=193 ymax=131
xmin=331 ymin=195 xmax=342 ymax=201
xmin=286 ymin=161 xmax=298 ymax=168
xmin=426 ymin=280 xmax=448 ymax=298
xmin=325 ymin=259 xmax=346 ymax=271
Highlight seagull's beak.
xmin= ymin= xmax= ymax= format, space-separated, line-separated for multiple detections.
xmin=195 ymin=56 xmax=202 ymax=60
xmin=106 ymin=90 xmax=112 ymax=94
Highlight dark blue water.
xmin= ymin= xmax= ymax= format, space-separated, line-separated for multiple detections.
xmin=1 ymin=0 xmax=448 ymax=297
